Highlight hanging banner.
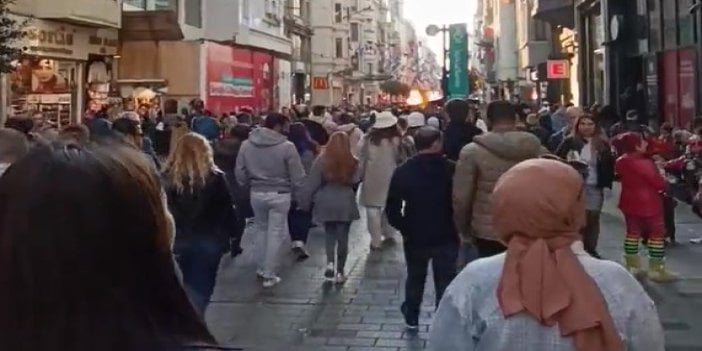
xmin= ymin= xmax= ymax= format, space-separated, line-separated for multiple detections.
xmin=448 ymin=23 xmax=468 ymax=99
xmin=643 ymin=54 xmax=659 ymax=122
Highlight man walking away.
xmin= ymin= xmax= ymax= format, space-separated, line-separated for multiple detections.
xmin=443 ymin=99 xmax=483 ymax=161
xmin=303 ymin=105 xmax=335 ymax=146
xmin=453 ymin=100 xmax=547 ymax=258
xmin=190 ymin=99 xmax=221 ymax=143
xmin=236 ymin=113 xmax=306 ymax=288
xmin=386 ymin=126 xmax=459 ymax=330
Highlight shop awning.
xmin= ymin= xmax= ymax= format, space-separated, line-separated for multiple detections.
xmin=533 ymin=0 xmax=575 ymax=28
xmin=120 ymin=10 xmax=184 ymax=41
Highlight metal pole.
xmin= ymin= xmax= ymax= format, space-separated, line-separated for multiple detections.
xmin=442 ymin=25 xmax=448 ymax=99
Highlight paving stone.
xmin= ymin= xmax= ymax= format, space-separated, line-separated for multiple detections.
xmin=205 ymin=196 xmax=702 ymax=350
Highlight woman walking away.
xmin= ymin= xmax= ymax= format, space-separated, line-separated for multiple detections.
xmin=358 ymin=111 xmax=401 ymax=250
xmin=214 ymin=124 xmax=253 ymax=247
xmin=430 ymin=158 xmax=664 ymax=351
xmin=164 ymin=133 xmax=243 ymax=314
xmin=555 ymin=113 xmax=615 ymax=258
xmin=615 ymin=132 xmax=677 ymax=282
xmin=0 ymin=143 xmax=223 ymax=351
xmin=300 ymin=132 xmax=361 ymax=283
xmin=287 ymin=122 xmax=319 ymax=259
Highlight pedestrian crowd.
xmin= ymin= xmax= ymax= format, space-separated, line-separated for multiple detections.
xmin=0 ymin=96 xmax=688 ymax=351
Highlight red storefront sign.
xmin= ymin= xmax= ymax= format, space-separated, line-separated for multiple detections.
xmin=678 ymin=48 xmax=697 ymax=128
xmin=660 ymin=48 xmax=698 ymax=128
xmin=312 ymin=76 xmax=329 ymax=90
xmin=547 ymin=60 xmax=570 ymax=79
xmin=660 ymin=50 xmax=679 ymax=126
xmin=205 ymin=42 xmax=276 ymax=115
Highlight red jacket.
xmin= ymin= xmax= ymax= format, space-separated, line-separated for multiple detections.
xmin=615 ymin=153 xmax=666 ymax=217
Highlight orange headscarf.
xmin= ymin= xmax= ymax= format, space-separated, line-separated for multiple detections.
xmin=492 ymin=159 xmax=624 ymax=351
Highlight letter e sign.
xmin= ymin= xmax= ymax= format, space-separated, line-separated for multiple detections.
xmin=547 ymin=60 xmax=570 ymax=79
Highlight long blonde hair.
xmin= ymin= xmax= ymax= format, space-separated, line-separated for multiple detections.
xmin=163 ymin=132 xmax=217 ymax=193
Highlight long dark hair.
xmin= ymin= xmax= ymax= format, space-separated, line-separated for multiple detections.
xmin=288 ymin=122 xmax=318 ymax=155
xmin=0 ymin=143 xmax=215 ymax=351
xmin=572 ymin=113 xmax=608 ymax=153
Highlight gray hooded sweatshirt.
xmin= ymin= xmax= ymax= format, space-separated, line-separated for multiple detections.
xmin=235 ymin=127 xmax=306 ymax=198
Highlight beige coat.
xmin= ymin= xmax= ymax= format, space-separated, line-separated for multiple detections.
xmin=359 ymin=136 xmax=400 ymax=207
xmin=453 ymin=131 xmax=548 ymax=243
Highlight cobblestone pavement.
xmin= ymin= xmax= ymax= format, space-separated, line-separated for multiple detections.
xmin=205 ymin=192 xmax=702 ymax=351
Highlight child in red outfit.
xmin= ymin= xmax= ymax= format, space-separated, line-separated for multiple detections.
xmin=615 ymin=132 xmax=677 ymax=282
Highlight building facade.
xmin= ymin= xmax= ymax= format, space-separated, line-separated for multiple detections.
xmin=4 ymin=0 xmax=121 ymax=125
xmin=119 ymin=0 xmax=299 ymax=116
xmin=310 ymin=0 xmax=351 ymax=106
xmin=515 ymin=0 xmax=551 ymax=102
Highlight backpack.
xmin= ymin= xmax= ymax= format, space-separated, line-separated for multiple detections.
xmin=191 ymin=116 xmax=220 ymax=142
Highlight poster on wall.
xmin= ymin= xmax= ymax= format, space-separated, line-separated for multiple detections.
xmin=660 ymin=50 xmax=679 ymax=126
xmin=678 ymin=48 xmax=697 ymax=129
xmin=205 ymin=43 xmax=255 ymax=115
xmin=644 ymin=54 xmax=659 ymax=122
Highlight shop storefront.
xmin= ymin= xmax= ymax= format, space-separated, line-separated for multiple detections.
xmin=652 ymin=0 xmax=699 ymax=127
xmin=204 ymin=42 xmax=276 ymax=115
xmin=6 ymin=17 xmax=118 ymax=126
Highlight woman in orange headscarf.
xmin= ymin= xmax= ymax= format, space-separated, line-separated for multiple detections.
xmin=429 ymin=158 xmax=664 ymax=351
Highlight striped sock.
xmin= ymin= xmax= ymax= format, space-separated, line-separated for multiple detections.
xmin=624 ymin=236 xmax=640 ymax=255
xmin=648 ymin=238 xmax=666 ymax=260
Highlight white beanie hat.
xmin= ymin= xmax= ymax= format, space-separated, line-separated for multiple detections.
xmin=407 ymin=112 xmax=426 ymax=128
xmin=427 ymin=116 xmax=440 ymax=128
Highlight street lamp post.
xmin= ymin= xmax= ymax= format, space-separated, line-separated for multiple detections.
xmin=426 ymin=24 xmax=449 ymax=98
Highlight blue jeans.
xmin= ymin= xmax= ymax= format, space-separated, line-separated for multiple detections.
xmin=457 ymin=243 xmax=479 ymax=270
xmin=174 ymin=238 xmax=223 ymax=315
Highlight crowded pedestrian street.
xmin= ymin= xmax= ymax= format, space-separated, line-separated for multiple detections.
xmin=3 ymin=0 xmax=702 ymax=350
xmin=204 ymin=189 xmax=702 ymax=351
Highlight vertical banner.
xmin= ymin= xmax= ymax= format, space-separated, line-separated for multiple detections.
xmin=448 ymin=23 xmax=468 ymax=99
xmin=643 ymin=54 xmax=659 ymax=124
xmin=678 ymin=48 xmax=697 ymax=129
xmin=660 ymin=50 xmax=679 ymax=127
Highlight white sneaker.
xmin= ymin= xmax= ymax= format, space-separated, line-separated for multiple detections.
xmin=262 ymin=276 xmax=281 ymax=288
xmin=335 ymin=273 xmax=347 ymax=284
xmin=292 ymin=240 xmax=305 ymax=248
xmin=256 ymin=269 xmax=266 ymax=279
xmin=324 ymin=263 xmax=335 ymax=281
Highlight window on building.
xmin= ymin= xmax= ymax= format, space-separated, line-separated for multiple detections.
xmin=334 ymin=3 xmax=343 ymax=23
xmin=290 ymin=0 xmax=301 ymax=17
xmin=351 ymin=23 xmax=359 ymax=41
xmin=649 ymin=0 xmax=662 ymax=51
xmin=662 ymin=0 xmax=676 ymax=49
xmin=336 ymin=38 xmax=344 ymax=58
xmin=124 ymin=0 xmax=146 ymax=8
xmin=184 ymin=0 xmax=202 ymax=27
xmin=367 ymin=63 xmax=373 ymax=75
xmin=154 ymin=0 xmax=177 ymax=11
xmin=679 ymin=0 xmax=696 ymax=46
xmin=532 ymin=20 xmax=549 ymax=41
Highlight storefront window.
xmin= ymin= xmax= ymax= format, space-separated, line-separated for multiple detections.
xmin=9 ymin=57 xmax=75 ymax=127
xmin=124 ymin=0 xmax=146 ymax=8
xmin=662 ymin=0 xmax=677 ymax=49
xmin=679 ymin=0 xmax=696 ymax=46
xmin=649 ymin=0 xmax=662 ymax=51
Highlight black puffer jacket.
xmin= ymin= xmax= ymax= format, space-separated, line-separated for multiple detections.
xmin=443 ymin=122 xmax=483 ymax=161
xmin=165 ymin=171 xmax=241 ymax=252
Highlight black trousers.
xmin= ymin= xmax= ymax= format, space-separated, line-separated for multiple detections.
xmin=475 ymin=238 xmax=507 ymax=258
xmin=403 ymin=244 xmax=458 ymax=321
